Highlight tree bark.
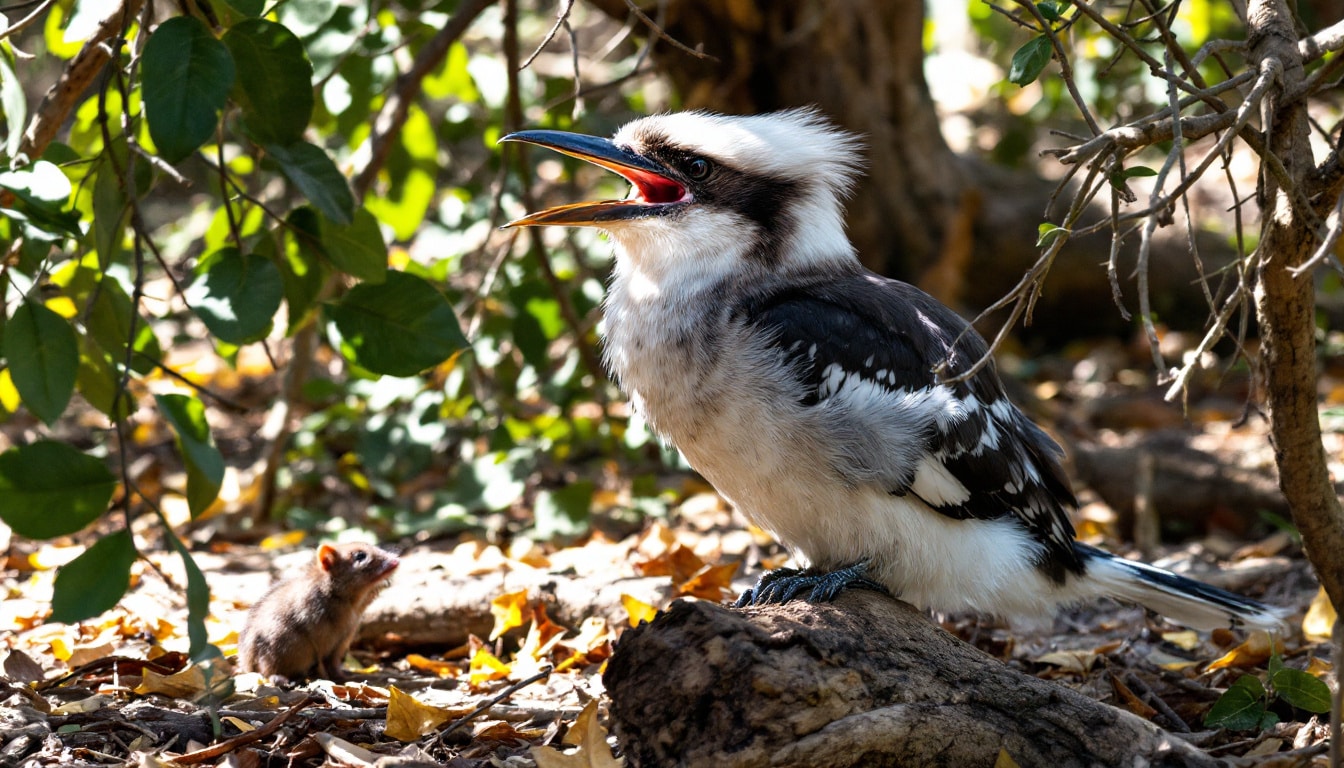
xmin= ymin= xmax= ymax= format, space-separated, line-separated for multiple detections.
xmin=1247 ymin=0 xmax=1344 ymax=613
xmin=603 ymin=591 xmax=1218 ymax=768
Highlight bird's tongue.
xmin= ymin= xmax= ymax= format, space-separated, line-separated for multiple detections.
xmin=620 ymin=167 xmax=684 ymax=204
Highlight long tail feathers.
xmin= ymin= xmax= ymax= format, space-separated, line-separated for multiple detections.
xmin=1076 ymin=544 xmax=1288 ymax=632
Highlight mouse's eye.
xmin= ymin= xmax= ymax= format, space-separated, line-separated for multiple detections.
xmin=686 ymin=157 xmax=712 ymax=181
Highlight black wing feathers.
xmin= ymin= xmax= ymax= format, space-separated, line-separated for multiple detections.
xmin=741 ymin=272 xmax=1083 ymax=578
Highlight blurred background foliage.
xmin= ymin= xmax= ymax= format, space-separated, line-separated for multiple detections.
xmin=1 ymin=0 xmax=1340 ymax=643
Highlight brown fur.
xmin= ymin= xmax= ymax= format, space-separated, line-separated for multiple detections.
xmin=237 ymin=543 xmax=399 ymax=681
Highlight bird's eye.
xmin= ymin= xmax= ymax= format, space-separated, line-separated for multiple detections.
xmin=686 ymin=158 xmax=712 ymax=181
xmin=353 ymin=551 xmax=368 ymax=563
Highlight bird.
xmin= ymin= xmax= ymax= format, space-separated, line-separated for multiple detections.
xmin=501 ymin=108 xmax=1286 ymax=632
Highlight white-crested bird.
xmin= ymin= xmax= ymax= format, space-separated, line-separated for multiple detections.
xmin=503 ymin=108 xmax=1284 ymax=631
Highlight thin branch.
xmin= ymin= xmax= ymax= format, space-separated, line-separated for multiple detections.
xmin=0 ymin=0 xmax=57 ymax=43
xmin=1298 ymin=17 xmax=1344 ymax=63
xmin=521 ymin=0 xmax=577 ymax=70
xmin=350 ymin=0 xmax=495 ymax=201
xmin=435 ymin=666 xmax=554 ymax=744
xmin=1288 ymin=188 xmax=1344 ymax=276
xmin=622 ymin=0 xmax=717 ymax=61
xmin=1018 ymin=0 xmax=1101 ymax=136
xmin=19 ymin=0 xmax=145 ymax=160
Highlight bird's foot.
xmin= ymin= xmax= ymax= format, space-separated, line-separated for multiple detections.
xmin=734 ymin=561 xmax=889 ymax=607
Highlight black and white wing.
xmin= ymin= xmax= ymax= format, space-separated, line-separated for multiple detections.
xmin=742 ymin=271 xmax=1083 ymax=580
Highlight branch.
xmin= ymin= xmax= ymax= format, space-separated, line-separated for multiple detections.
xmin=623 ymin=0 xmax=718 ymax=61
xmin=1298 ymin=17 xmax=1344 ymax=62
xmin=18 ymin=0 xmax=145 ymax=161
xmin=350 ymin=0 xmax=494 ymax=201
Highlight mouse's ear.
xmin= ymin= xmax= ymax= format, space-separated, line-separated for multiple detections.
xmin=317 ymin=544 xmax=339 ymax=571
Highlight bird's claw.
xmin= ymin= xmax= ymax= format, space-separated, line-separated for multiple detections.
xmin=734 ymin=561 xmax=890 ymax=607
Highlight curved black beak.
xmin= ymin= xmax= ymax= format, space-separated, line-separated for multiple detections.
xmin=501 ymin=129 xmax=688 ymax=227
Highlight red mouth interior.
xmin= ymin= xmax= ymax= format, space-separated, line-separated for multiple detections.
xmin=619 ymin=167 xmax=686 ymax=204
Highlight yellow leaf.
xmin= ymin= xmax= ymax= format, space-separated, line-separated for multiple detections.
xmin=490 ymin=589 xmax=532 ymax=641
xmin=1160 ymin=630 xmax=1200 ymax=652
xmin=1301 ymin=586 xmax=1337 ymax=643
xmin=134 ymin=664 xmax=228 ymax=698
xmin=1206 ymin=630 xmax=1281 ymax=671
xmin=532 ymin=700 xmax=623 ymax=768
xmin=43 ymin=295 xmax=78 ymax=319
xmin=995 ymin=748 xmax=1023 ymax=768
xmin=259 ymin=530 xmax=307 ymax=551
xmin=1305 ymin=656 xmax=1334 ymax=678
xmin=406 ymin=653 xmax=459 ymax=678
xmin=220 ymin=716 xmax=255 ymax=732
xmin=468 ymin=648 xmax=510 ymax=688
xmin=384 ymin=685 xmax=462 ymax=741
xmin=1034 ymin=650 xmax=1098 ymax=675
xmin=0 ymin=368 xmax=19 ymax=412
xmin=621 ymin=593 xmax=657 ymax=628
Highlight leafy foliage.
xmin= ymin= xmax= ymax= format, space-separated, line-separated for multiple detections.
xmin=0 ymin=1 xmax=664 ymax=638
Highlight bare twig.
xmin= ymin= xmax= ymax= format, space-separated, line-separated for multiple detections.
xmin=1288 ymin=189 xmax=1344 ymax=276
xmin=436 ymin=666 xmax=553 ymax=743
xmin=0 ymin=0 xmax=57 ymax=43
xmin=622 ymin=0 xmax=717 ymax=61
xmin=521 ymin=0 xmax=577 ymax=70
xmin=351 ymin=0 xmax=494 ymax=200
xmin=174 ymin=696 xmax=320 ymax=764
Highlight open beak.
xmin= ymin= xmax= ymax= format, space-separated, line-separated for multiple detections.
xmin=501 ymin=130 xmax=688 ymax=227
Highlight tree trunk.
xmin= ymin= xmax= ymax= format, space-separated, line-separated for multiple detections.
xmin=603 ymin=591 xmax=1219 ymax=768
xmin=1247 ymin=0 xmax=1344 ymax=612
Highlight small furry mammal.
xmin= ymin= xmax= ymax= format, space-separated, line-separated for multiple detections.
xmin=237 ymin=542 xmax=399 ymax=681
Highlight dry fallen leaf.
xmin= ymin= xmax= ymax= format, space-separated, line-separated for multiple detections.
xmin=469 ymin=648 xmax=511 ymax=688
xmin=384 ymin=685 xmax=466 ymax=741
xmin=531 ymin=699 xmax=623 ymax=768
xmin=1301 ymin=587 xmax=1337 ymax=643
xmin=994 ymin=748 xmax=1023 ymax=768
xmin=490 ymin=589 xmax=533 ymax=641
xmin=314 ymin=732 xmax=381 ymax=765
xmin=1034 ymin=650 xmax=1099 ymax=675
xmin=677 ymin=560 xmax=739 ymax=600
xmin=1161 ymin=630 xmax=1200 ymax=652
xmin=1108 ymin=673 xmax=1158 ymax=720
xmin=620 ymin=594 xmax=657 ymax=628
xmin=1206 ymin=630 xmax=1282 ymax=671
xmin=406 ymin=653 xmax=459 ymax=677
xmin=134 ymin=663 xmax=230 ymax=698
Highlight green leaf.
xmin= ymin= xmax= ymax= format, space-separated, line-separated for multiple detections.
xmin=1110 ymin=165 xmax=1160 ymax=190
xmin=276 ymin=207 xmax=330 ymax=333
xmin=50 ymin=530 xmax=137 ymax=624
xmin=0 ymin=160 xmax=71 ymax=205
xmin=325 ymin=270 xmax=466 ymax=377
xmin=1008 ymin=35 xmax=1053 ymax=86
xmin=0 ymin=47 xmax=26 ymax=155
xmin=162 ymin=526 xmax=213 ymax=660
xmin=535 ymin=481 xmax=595 ymax=539
xmin=1037 ymin=1 xmax=1066 ymax=22
xmin=221 ymin=19 xmax=313 ymax=146
xmin=320 ymin=207 xmax=386 ymax=282
xmin=0 ymin=441 xmax=117 ymax=539
xmin=4 ymin=301 xmax=79 ymax=425
xmin=1036 ymin=222 xmax=1070 ymax=248
xmin=76 ymin=334 xmax=132 ymax=419
xmin=1204 ymin=675 xmax=1268 ymax=731
xmin=155 ymin=393 xmax=224 ymax=519
xmin=219 ymin=0 xmax=265 ymax=16
xmin=267 ymin=141 xmax=355 ymax=226
xmin=185 ymin=247 xmax=284 ymax=344
xmin=85 ymin=277 xmax=162 ymax=375
xmin=142 ymin=16 xmax=236 ymax=164
xmin=1271 ymin=667 xmax=1332 ymax=713
xmin=92 ymin=155 xmax=130 ymax=264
